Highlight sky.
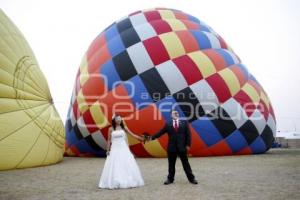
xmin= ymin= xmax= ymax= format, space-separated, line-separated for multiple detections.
xmin=1 ymin=0 xmax=300 ymax=132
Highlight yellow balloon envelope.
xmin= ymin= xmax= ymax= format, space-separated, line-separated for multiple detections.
xmin=0 ymin=10 xmax=65 ymax=170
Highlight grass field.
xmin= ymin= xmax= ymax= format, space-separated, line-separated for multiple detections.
xmin=0 ymin=148 xmax=299 ymax=200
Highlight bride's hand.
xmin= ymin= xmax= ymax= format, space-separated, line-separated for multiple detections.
xmin=138 ymin=136 xmax=144 ymax=142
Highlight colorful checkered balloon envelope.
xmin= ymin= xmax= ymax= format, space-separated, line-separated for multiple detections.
xmin=65 ymin=8 xmax=276 ymax=157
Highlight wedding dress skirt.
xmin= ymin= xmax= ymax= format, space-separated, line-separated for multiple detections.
xmin=98 ymin=129 xmax=144 ymax=189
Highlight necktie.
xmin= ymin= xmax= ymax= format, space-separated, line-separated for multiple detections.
xmin=174 ymin=120 xmax=179 ymax=132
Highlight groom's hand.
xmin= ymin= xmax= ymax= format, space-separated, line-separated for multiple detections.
xmin=142 ymin=133 xmax=151 ymax=144
xmin=186 ymin=146 xmax=191 ymax=151
xmin=142 ymin=136 xmax=147 ymax=143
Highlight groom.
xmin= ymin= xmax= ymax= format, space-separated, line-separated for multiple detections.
xmin=146 ymin=109 xmax=198 ymax=185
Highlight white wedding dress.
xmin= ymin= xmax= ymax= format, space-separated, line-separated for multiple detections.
xmin=98 ymin=129 xmax=144 ymax=189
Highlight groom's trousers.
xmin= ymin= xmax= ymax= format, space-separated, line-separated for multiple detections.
xmin=167 ymin=151 xmax=195 ymax=182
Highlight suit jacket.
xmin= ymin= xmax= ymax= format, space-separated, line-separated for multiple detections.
xmin=151 ymin=120 xmax=191 ymax=153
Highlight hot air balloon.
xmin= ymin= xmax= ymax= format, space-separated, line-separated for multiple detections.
xmin=0 ymin=10 xmax=65 ymax=170
xmin=65 ymin=8 xmax=276 ymax=157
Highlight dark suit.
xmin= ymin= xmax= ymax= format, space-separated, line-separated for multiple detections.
xmin=151 ymin=119 xmax=195 ymax=182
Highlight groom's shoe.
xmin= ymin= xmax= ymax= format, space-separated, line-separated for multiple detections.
xmin=189 ymin=179 xmax=198 ymax=185
xmin=164 ymin=179 xmax=173 ymax=185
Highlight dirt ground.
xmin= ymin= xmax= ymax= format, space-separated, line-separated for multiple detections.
xmin=0 ymin=148 xmax=299 ymax=200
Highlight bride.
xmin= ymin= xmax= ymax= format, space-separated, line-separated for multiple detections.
xmin=98 ymin=114 xmax=145 ymax=189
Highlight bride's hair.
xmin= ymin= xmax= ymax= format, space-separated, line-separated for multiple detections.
xmin=111 ymin=114 xmax=125 ymax=130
